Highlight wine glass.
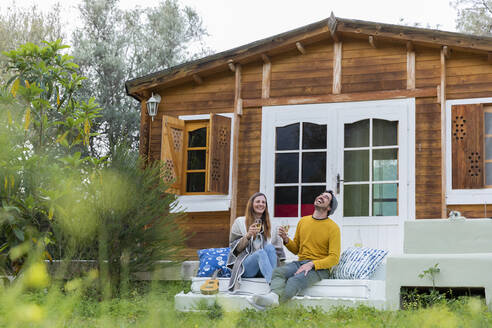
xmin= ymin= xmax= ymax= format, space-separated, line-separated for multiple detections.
xmin=254 ymin=219 xmax=262 ymax=231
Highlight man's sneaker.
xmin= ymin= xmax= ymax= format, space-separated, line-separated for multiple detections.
xmin=252 ymin=292 xmax=279 ymax=307
xmin=246 ymin=296 xmax=266 ymax=311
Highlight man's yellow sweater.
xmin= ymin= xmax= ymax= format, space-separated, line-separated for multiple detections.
xmin=285 ymin=215 xmax=340 ymax=270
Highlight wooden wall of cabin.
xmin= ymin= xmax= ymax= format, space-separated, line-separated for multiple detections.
xmin=415 ymin=47 xmax=442 ymax=219
xmin=150 ymin=71 xmax=235 ymax=255
xmin=141 ymin=35 xmax=492 ymax=256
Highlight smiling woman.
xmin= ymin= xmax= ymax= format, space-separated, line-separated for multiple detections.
xmin=226 ymin=192 xmax=285 ymax=291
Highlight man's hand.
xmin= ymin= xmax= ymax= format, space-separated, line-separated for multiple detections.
xmin=295 ymin=261 xmax=314 ymax=276
xmin=278 ymin=226 xmax=289 ymax=244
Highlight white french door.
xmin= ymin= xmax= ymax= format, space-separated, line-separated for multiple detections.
xmin=260 ymin=98 xmax=415 ymax=256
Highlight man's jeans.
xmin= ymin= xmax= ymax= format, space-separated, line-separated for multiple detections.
xmin=242 ymin=244 xmax=277 ymax=283
xmin=270 ymin=260 xmax=330 ymax=303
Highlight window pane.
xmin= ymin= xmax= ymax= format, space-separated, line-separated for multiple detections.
xmin=302 ymin=152 xmax=326 ymax=183
xmin=302 ymin=122 xmax=326 ymax=149
xmin=187 ymin=150 xmax=206 ymax=170
xmin=276 ymin=123 xmax=299 ymax=150
xmin=344 ymin=184 xmax=369 ymax=217
xmin=486 ymin=137 xmax=492 ymax=160
xmin=373 ymin=149 xmax=398 ymax=181
xmin=373 ymin=183 xmax=398 ymax=216
xmin=373 ymin=119 xmax=398 ymax=146
xmin=275 ymin=186 xmax=298 ymax=217
xmin=344 ymin=150 xmax=369 ymax=182
xmin=485 ymin=112 xmax=492 ymax=135
xmin=486 ymin=163 xmax=492 ymax=186
xmin=301 ymin=185 xmax=326 ymax=217
xmin=186 ymin=172 xmax=205 ymax=192
xmin=275 ymin=153 xmax=299 ymax=183
xmin=188 ymin=127 xmax=207 ymax=147
xmin=344 ymin=119 xmax=369 ymax=148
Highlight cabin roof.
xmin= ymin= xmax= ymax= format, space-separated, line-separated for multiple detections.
xmin=125 ymin=13 xmax=492 ymax=100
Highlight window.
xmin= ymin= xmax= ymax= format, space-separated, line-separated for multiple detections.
xmin=446 ymin=98 xmax=492 ymax=204
xmin=161 ymin=114 xmax=231 ymax=196
xmin=274 ymin=122 xmax=328 ymax=217
xmin=343 ymin=119 xmax=399 ymax=217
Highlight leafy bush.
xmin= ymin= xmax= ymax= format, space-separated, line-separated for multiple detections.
xmin=55 ymin=147 xmax=187 ymax=296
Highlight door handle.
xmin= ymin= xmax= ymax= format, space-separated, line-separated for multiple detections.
xmin=336 ymin=174 xmax=344 ymax=194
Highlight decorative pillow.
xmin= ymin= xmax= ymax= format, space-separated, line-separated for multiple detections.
xmin=331 ymin=247 xmax=388 ymax=279
xmin=196 ymin=247 xmax=231 ymax=277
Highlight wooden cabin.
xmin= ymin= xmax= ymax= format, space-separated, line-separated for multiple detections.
xmin=125 ymin=14 xmax=492 ymax=257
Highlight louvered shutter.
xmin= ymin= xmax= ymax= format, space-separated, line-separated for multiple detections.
xmin=161 ymin=115 xmax=185 ymax=194
xmin=207 ymin=114 xmax=231 ymax=194
xmin=451 ymin=104 xmax=484 ymax=189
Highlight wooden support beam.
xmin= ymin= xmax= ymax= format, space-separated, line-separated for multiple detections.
xmin=243 ymin=87 xmax=437 ymax=108
xmin=407 ymin=47 xmax=415 ymax=89
xmin=261 ymin=54 xmax=270 ymax=64
xmin=295 ymin=41 xmax=306 ymax=55
xmin=333 ymin=41 xmax=342 ymax=94
xmin=440 ymin=47 xmax=447 ymax=218
xmin=406 ymin=41 xmax=414 ymax=52
xmin=230 ymin=64 xmax=242 ymax=228
xmin=192 ymin=74 xmax=203 ymax=85
xmin=368 ymin=35 xmax=377 ymax=48
xmin=328 ymin=12 xmax=340 ymax=42
xmin=139 ymin=91 xmax=150 ymax=160
xmin=443 ymin=45 xmax=451 ymax=59
xmin=262 ymin=57 xmax=271 ymax=99
xmin=227 ymin=59 xmax=236 ymax=72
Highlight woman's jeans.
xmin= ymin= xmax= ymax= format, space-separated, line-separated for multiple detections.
xmin=270 ymin=260 xmax=330 ymax=303
xmin=241 ymin=244 xmax=277 ymax=283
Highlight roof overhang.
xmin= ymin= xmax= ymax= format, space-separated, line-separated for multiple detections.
xmin=126 ymin=13 xmax=492 ymax=100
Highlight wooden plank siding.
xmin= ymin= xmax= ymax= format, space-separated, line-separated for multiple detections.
xmin=236 ymin=107 xmax=263 ymax=213
xmin=341 ymin=39 xmax=406 ymax=93
xmin=138 ymin=32 xmax=492 ymax=255
xmin=178 ymin=211 xmax=230 ymax=258
xmin=270 ymin=43 xmax=334 ymax=97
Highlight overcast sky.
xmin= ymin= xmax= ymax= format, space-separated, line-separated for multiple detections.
xmin=2 ymin=0 xmax=459 ymax=53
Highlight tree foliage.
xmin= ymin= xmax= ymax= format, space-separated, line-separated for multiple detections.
xmin=0 ymin=2 xmax=65 ymax=84
xmin=72 ymin=0 xmax=211 ymax=158
xmin=0 ymin=40 xmax=101 ymax=275
xmin=452 ymin=0 xmax=492 ymax=36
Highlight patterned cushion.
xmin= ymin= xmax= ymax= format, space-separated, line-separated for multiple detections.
xmin=196 ymin=247 xmax=231 ymax=277
xmin=331 ymin=247 xmax=388 ymax=280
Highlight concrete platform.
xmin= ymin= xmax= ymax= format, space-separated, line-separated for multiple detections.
xmin=175 ymin=291 xmax=386 ymax=312
xmin=176 ymin=275 xmax=386 ymax=311
xmin=386 ymin=219 xmax=492 ymax=310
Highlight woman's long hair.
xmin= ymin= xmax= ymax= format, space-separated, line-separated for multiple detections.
xmin=244 ymin=192 xmax=271 ymax=238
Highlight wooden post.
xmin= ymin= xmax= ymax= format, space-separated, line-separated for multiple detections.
xmin=406 ymin=42 xmax=415 ymax=89
xmin=368 ymin=35 xmax=377 ymax=48
xmin=139 ymin=91 xmax=150 ymax=160
xmin=295 ymin=42 xmax=306 ymax=55
xmin=261 ymin=54 xmax=271 ymax=99
xmin=230 ymin=64 xmax=242 ymax=227
xmin=440 ymin=47 xmax=447 ymax=218
xmin=333 ymin=41 xmax=342 ymax=94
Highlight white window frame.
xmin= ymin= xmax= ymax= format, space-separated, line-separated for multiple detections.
xmin=446 ymin=97 xmax=492 ymax=205
xmin=170 ymin=113 xmax=234 ymax=212
xmin=260 ymin=99 xmax=416 ymax=227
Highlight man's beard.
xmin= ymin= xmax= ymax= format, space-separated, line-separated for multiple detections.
xmin=314 ymin=204 xmax=328 ymax=213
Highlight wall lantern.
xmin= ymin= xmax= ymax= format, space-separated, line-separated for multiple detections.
xmin=146 ymin=93 xmax=161 ymax=121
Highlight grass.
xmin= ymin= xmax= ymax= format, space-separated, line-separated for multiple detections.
xmin=0 ymin=279 xmax=491 ymax=328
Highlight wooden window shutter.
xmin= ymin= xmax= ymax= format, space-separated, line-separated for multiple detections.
xmin=207 ymin=114 xmax=231 ymax=194
xmin=161 ymin=115 xmax=185 ymax=194
xmin=451 ymin=104 xmax=484 ymax=189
